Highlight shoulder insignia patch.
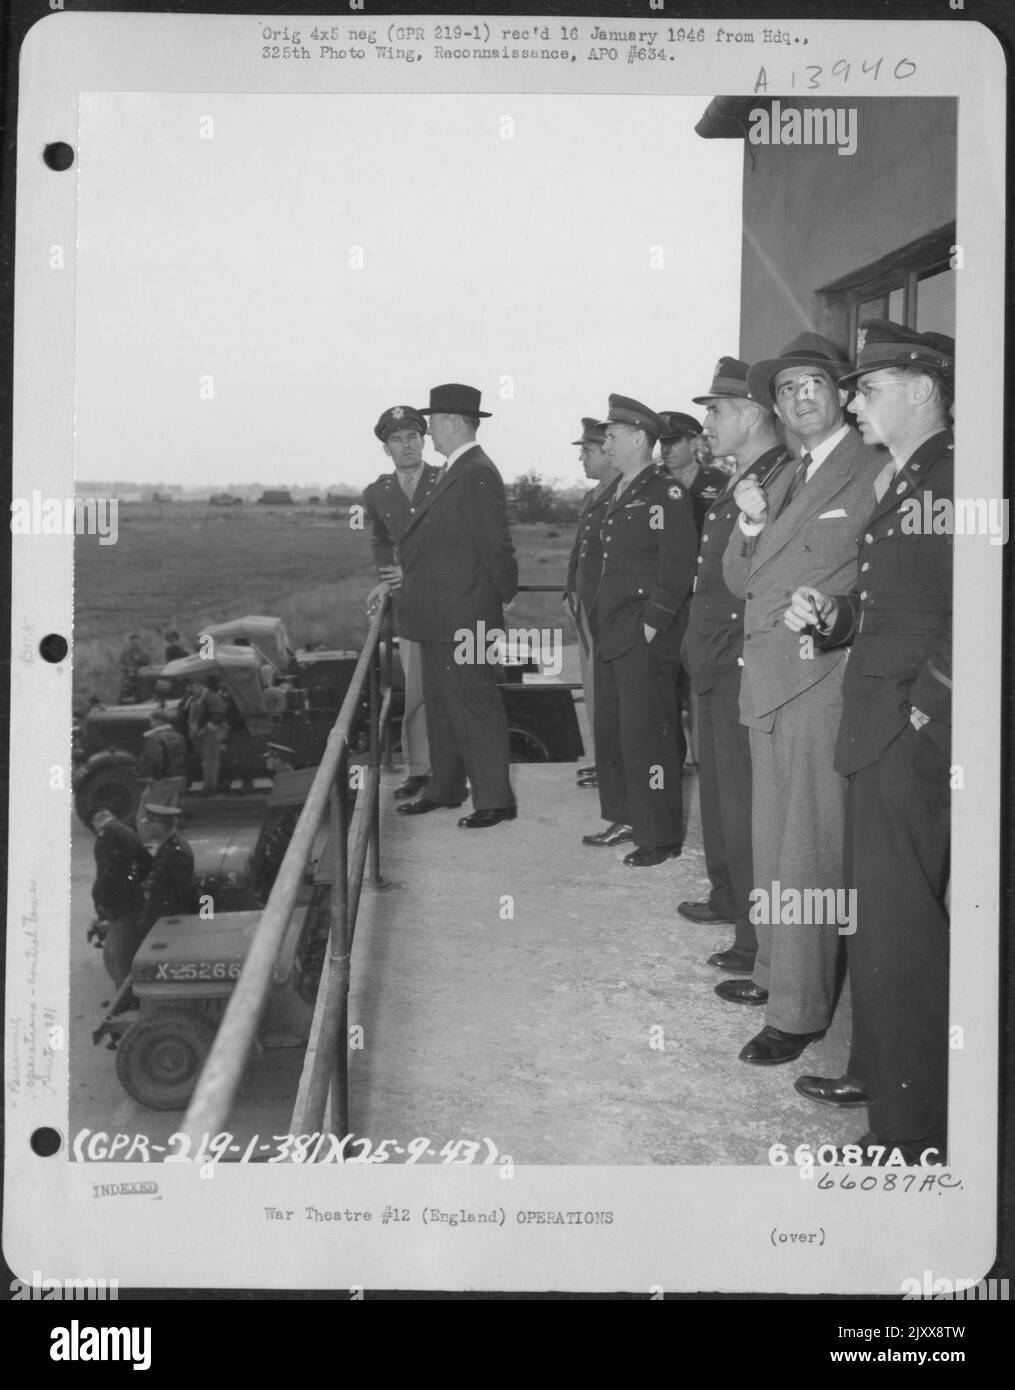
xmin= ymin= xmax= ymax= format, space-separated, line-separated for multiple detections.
xmin=667 ymin=484 xmax=684 ymax=500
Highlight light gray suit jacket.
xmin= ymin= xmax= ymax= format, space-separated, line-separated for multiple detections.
xmin=723 ymin=427 xmax=882 ymax=731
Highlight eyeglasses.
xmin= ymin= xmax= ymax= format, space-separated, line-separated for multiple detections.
xmin=853 ymin=378 xmax=906 ymax=400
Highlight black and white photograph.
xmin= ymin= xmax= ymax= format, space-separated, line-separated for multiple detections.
xmin=4 ymin=5 xmax=1008 ymax=1303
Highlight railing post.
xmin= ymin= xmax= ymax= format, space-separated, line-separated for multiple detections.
xmin=381 ymin=606 xmax=394 ymax=771
xmin=367 ymin=638 xmax=383 ymax=886
xmin=328 ymin=748 xmax=350 ymax=1135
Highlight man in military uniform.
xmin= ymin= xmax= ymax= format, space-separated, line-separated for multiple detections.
xmin=363 ymin=405 xmax=443 ymax=799
xmin=135 ymin=712 xmax=188 ymax=845
xmin=564 ymin=417 xmax=618 ymax=789
xmin=582 ymin=395 xmax=698 ymax=865
xmin=141 ymin=804 xmax=202 ymax=933
xmin=720 ymin=333 xmax=882 ymax=1066
xmin=679 ymin=359 xmax=792 ymax=972
xmin=396 ymin=384 xmax=519 ymax=829
xmin=783 ymin=322 xmax=954 ymax=1163
xmin=118 ymin=633 xmax=152 ymax=703
xmin=263 ymin=741 xmax=297 ymax=780
xmin=87 ymin=805 xmax=153 ymax=987
xmin=658 ymin=411 xmax=730 ymax=534
xmin=190 ymin=676 xmax=229 ymax=793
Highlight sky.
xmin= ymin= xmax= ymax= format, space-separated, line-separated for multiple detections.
xmin=73 ymin=92 xmax=742 ymax=491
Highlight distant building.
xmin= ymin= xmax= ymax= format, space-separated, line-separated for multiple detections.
xmin=258 ymin=489 xmax=295 ymax=506
xmin=696 ymin=96 xmax=956 ymax=359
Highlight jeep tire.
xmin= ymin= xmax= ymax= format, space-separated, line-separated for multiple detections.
xmin=115 ymin=1009 xmax=216 ymax=1111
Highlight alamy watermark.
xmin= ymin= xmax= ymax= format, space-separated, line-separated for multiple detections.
xmin=454 ymin=620 xmax=564 ymax=678
xmin=748 ymin=100 xmax=858 ymax=156
xmin=749 ymin=882 xmax=857 ymax=936
xmin=10 ymin=1270 xmax=119 ymax=1300
xmin=10 ymin=491 xmax=118 ymax=545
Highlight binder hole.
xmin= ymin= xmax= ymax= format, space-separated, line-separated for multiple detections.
xmin=43 ymin=142 xmax=75 ymax=171
xmin=40 ymin=633 xmax=68 ymax=663
xmin=31 ymin=1127 xmax=62 ymax=1157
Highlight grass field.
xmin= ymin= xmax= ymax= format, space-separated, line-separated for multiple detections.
xmin=73 ymin=502 xmax=577 ymax=704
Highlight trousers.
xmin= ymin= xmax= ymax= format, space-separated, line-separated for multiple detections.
xmin=697 ymin=671 xmax=757 ymax=953
xmin=399 ymin=639 xmax=430 ymax=776
xmin=419 ymin=642 xmax=514 ymax=811
xmin=845 ymin=724 xmax=950 ymax=1143
xmin=594 ymin=637 xmax=684 ymax=849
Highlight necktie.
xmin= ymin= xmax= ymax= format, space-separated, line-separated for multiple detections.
xmin=398 ymin=470 xmax=420 ymax=499
xmin=873 ymin=458 xmax=898 ymax=503
xmin=777 ymin=452 xmax=812 ymax=517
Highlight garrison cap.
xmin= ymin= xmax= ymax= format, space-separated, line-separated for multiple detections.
xmin=657 ymin=411 xmax=703 ymax=441
xmin=692 ymin=357 xmax=755 ymax=405
xmin=144 ymin=804 xmax=184 ymax=819
xmin=602 ymin=394 xmax=666 ymax=438
xmin=374 ymin=405 xmax=427 ymax=442
xmin=572 ymin=417 xmax=608 ymax=445
xmin=838 ymin=320 xmax=955 ymax=386
xmin=746 ymin=333 xmax=851 ymax=409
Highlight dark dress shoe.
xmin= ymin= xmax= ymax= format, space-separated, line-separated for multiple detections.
xmin=582 ymin=822 xmax=633 ymax=847
xmin=393 ymin=775 xmax=430 ymax=799
xmin=795 ymin=1074 xmax=868 ymax=1108
xmin=707 ymin=946 xmax=756 ymax=973
xmin=678 ymin=900 xmax=733 ymax=925
xmin=739 ymin=1025 xmax=825 ymax=1065
xmin=458 ymin=807 xmax=517 ymax=829
xmin=396 ymin=797 xmax=463 ymax=815
xmin=714 ymin=978 xmax=768 ymax=1005
xmin=623 ymin=844 xmax=682 ymax=867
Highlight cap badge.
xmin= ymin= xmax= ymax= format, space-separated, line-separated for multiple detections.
xmin=392 ymin=406 xmax=404 ymax=419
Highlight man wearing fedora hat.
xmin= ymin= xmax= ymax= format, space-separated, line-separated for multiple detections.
xmin=678 ymin=358 xmax=792 ymax=972
xmin=363 ymin=405 xmax=442 ymax=799
xmin=783 ymin=320 xmax=954 ymax=1162
xmin=719 ymin=333 xmax=881 ymax=1066
xmin=395 ymin=384 xmax=519 ymax=829
xmin=565 ymin=417 xmax=619 ymax=789
xmin=581 ymin=394 xmax=697 ymax=866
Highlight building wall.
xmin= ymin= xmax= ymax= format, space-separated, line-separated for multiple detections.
xmin=738 ymin=98 xmax=956 ymax=359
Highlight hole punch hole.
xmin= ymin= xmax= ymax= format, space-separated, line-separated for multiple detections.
xmin=40 ymin=633 xmax=68 ymax=663
xmin=43 ymin=142 xmax=75 ymax=171
xmin=30 ymin=1127 xmax=62 ymax=1157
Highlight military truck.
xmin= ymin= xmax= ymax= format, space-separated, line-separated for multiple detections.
xmin=73 ymin=614 xmax=583 ymax=827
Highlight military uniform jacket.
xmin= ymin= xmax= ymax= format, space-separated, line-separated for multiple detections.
xmin=593 ymin=465 xmax=698 ymax=663
xmin=137 ymin=727 xmax=188 ymax=780
xmin=723 ymin=427 xmax=882 ymax=730
xmin=93 ymin=822 xmax=152 ymax=919
xmin=820 ymin=430 xmax=953 ymax=775
xmin=396 ymin=444 xmax=519 ymax=644
xmin=362 ymin=464 xmax=444 ymax=568
xmin=565 ymin=475 xmax=619 ymax=617
xmin=682 ymin=445 xmax=791 ymax=695
xmin=143 ymin=833 xmax=201 ymax=930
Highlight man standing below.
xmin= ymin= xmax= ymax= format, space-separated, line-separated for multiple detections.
xmin=135 ymin=711 xmax=188 ymax=844
xmin=87 ymin=805 xmax=153 ymax=988
xmin=263 ymin=741 xmax=297 ymax=780
xmin=564 ymin=417 xmax=618 ymax=790
xmin=720 ymin=334 xmax=881 ymax=1064
xmin=141 ymin=805 xmax=202 ymax=934
xmin=784 ymin=322 xmax=954 ymax=1163
xmin=363 ymin=405 xmax=442 ymax=799
xmin=190 ymin=676 xmax=229 ymax=794
xmin=678 ymin=359 xmax=792 ymax=972
xmin=582 ymin=395 xmax=697 ymax=866
xmin=396 ymin=384 xmax=519 ymax=829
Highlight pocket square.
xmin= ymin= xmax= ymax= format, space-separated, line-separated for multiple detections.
xmin=818 ymin=508 xmax=847 ymax=519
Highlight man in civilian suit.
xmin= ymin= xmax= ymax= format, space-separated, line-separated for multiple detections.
xmin=784 ymin=322 xmax=954 ymax=1163
xmin=564 ymin=417 xmax=618 ymax=789
xmin=679 ymin=358 xmax=792 ymax=972
xmin=363 ymin=405 xmax=442 ymax=799
xmin=396 ymin=384 xmax=519 ymax=829
xmin=720 ymin=334 xmax=882 ymax=1065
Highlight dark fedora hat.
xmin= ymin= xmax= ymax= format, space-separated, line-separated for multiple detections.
xmin=746 ymin=332 xmax=851 ymax=409
xmin=419 ymin=383 xmax=491 ymax=417
xmin=691 ymin=356 xmax=755 ymax=405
